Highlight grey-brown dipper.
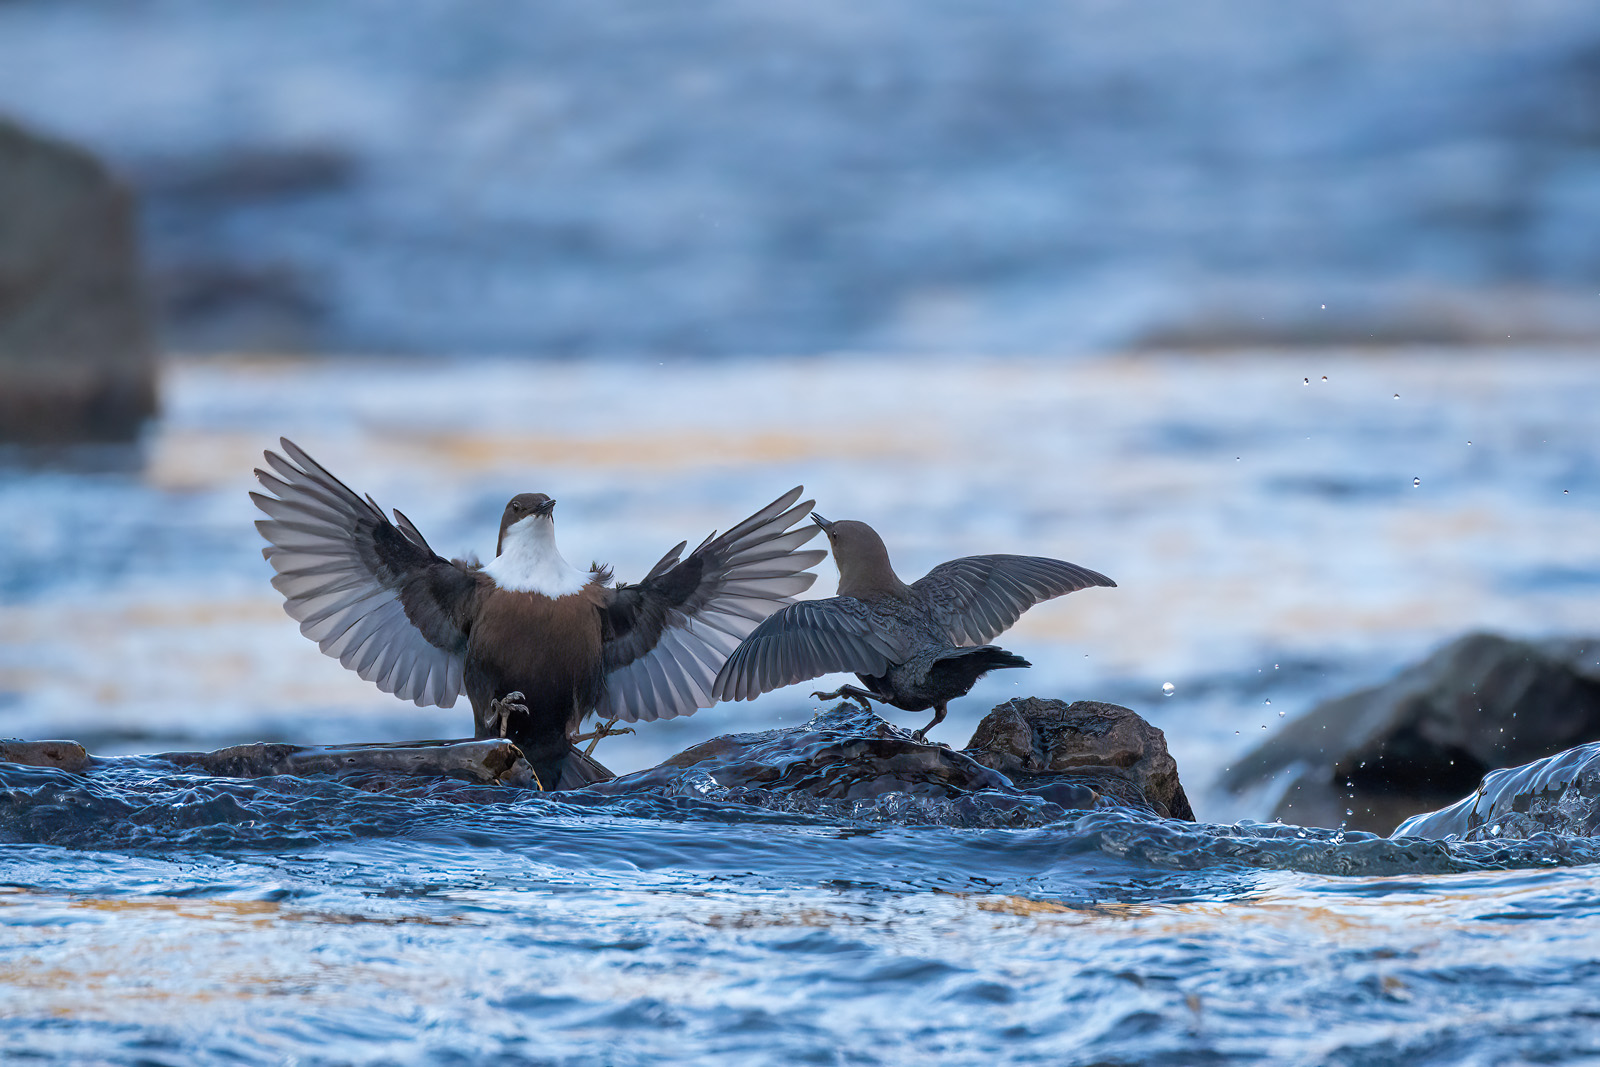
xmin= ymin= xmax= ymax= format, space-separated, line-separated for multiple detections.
xmin=251 ymin=439 xmax=825 ymax=788
xmin=712 ymin=514 xmax=1115 ymax=739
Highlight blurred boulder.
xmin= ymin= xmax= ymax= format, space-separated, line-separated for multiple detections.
xmin=965 ymin=697 xmax=1194 ymax=820
xmin=0 ymin=117 xmax=157 ymax=443
xmin=1221 ymin=632 xmax=1600 ymax=833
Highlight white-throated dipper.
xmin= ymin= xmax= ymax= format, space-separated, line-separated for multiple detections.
xmin=712 ymin=514 xmax=1115 ymax=739
xmin=251 ymin=439 xmax=825 ymax=788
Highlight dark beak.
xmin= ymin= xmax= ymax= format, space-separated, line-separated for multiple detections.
xmin=810 ymin=511 xmax=834 ymax=533
xmin=534 ymin=499 xmax=556 ymax=517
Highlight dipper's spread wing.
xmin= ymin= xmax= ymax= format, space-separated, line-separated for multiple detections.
xmin=597 ymin=487 xmax=826 ymax=722
xmin=710 ymin=597 xmax=906 ymax=702
xmin=251 ymin=438 xmax=484 ymax=708
xmin=913 ymin=554 xmax=1115 ymax=646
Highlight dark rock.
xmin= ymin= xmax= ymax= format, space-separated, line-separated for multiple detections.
xmin=597 ymin=705 xmax=1018 ymax=801
xmin=1393 ymin=740 xmax=1600 ymax=841
xmin=1221 ymin=632 xmax=1600 ymax=833
xmin=577 ymin=701 xmax=1188 ymax=817
xmin=0 ymin=117 xmax=157 ymax=442
xmin=152 ymin=738 xmax=538 ymax=787
xmin=964 ymin=697 xmax=1194 ymax=820
xmin=0 ymin=739 xmax=89 ymax=773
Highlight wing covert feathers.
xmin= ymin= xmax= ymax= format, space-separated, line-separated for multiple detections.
xmin=598 ymin=487 xmax=826 ymax=723
xmin=913 ymin=554 xmax=1115 ymax=647
xmin=252 ymin=438 xmax=478 ymax=708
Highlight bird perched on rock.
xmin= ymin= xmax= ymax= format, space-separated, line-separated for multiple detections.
xmin=712 ymin=514 xmax=1115 ymax=739
xmin=251 ymin=439 xmax=825 ymax=788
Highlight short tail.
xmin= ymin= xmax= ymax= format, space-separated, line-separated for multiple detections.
xmin=928 ymin=644 xmax=1031 ymax=692
xmin=944 ymin=644 xmax=1030 ymax=672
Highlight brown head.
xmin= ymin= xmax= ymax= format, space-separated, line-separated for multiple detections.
xmin=498 ymin=493 xmax=556 ymax=555
xmin=811 ymin=513 xmax=911 ymax=601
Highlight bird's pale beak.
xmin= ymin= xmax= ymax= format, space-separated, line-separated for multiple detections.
xmin=810 ymin=512 xmax=834 ymax=533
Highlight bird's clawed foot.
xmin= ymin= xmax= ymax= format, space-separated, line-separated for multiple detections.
xmin=810 ymin=686 xmax=877 ymax=712
xmin=912 ymin=703 xmax=949 ymax=744
xmin=486 ymin=691 xmax=526 ymax=739
xmin=571 ymin=717 xmax=634 ymax=756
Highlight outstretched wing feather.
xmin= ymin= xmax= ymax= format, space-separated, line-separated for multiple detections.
xmin=912 ymin=554 xmax=1115 ymax=647
xmin=596 ymin=488 xmax=825 ymax=723
xmin=252 ymin=437 xmax=481 ymax=708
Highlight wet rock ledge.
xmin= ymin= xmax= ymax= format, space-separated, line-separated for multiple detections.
xmin=0 ymin=698 xmax=1191 ymax=819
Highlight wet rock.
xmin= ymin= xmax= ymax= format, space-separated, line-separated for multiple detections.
xmin=1221 ymin=632 xmax=1600 ymax=833
xmin=596 ymin=705 xmax=1021 ymax=801
xmin=1393 ymin=740 xmax=1600 ymax=841
xmin=964 ymin=697 xmax=1195 ymax=820
xmin=597 ymin=702 xmax=1186 ymax=819
xmin=153 ymin=738 xmax=538 ymax=787
xmin=0 ymin=700 xmax=1190 ymax=817
xmin=0 ymin=117 xmax=157 ymax=443
xmin=0 ymin=739 xmax=89 ymax=773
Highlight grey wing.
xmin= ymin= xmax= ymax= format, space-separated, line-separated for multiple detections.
xmin=710 ymin=597 xmax=906 ymax=702
xmin=912 ymin=554 xmax=1116 ymax=646
xmin=596 ymin=487 xmax=828 ymax=723
xmin=250 ymin=438 xmax=483 ymax=708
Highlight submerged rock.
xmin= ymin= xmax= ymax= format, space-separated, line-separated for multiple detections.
xmin=596 ymin=700 xmax=1189 ymax=820
xmin=595 ymin=705 xmax=1025 ymax=799
xmin=1394 ymin=741 xmax=1600 ymax=841
xmin=965 ymin=697 xmax=1194 ymax=820
xmin=0 ymin=117 xmax=157 ymax=443
xmin=1221 ymin=632 xmax=1600 ymax=833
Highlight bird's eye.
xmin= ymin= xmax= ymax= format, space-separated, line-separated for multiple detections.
xmin=511 ymin=502 xmax=523 ymax=512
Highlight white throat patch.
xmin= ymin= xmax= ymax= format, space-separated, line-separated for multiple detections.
xmin=482 ymin=515 xmax=590 ymax=597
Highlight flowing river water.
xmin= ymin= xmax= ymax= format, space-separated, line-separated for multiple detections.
xmin=2 ymin=349 xmax=1598 ymax=1064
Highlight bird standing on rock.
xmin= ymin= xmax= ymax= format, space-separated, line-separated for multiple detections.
xmin=712 ymin=514 xmax=1115 ymax=739
xmin=251 ymin=439 xmax=825 ymax=788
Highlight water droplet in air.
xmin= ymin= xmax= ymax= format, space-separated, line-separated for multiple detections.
xmin=1234 ymin=730 xmax=1240 ymax=735
xmin=1413 ymin=477 xmax=1420 ymax=488
xmin=1264 ymin=699 xmax=1272 ymax=706
xmin=1467 ymin=440 xmax=1472 ymax=445
xmin=1393 ymin=393 xmax=1400 ymax=400
xmin=1278 ymin=710 xmax=1285 ymax=718
xmin=1261 ymin=724 xmax=1268 ymax=729
xmin=1303 ymin=377 xmax=1310 ymax=385
xmin=1320 ymin=304 xmax=1326 ymax=309
xmin=1162 ymin=682 xmax=1175 ymax=696
xmin=1321 ymin=375 xmax=1327 ymax=381
xmin=1564 ymin=489 xmax=1569 ymax=494
xmin=1345 ymin=809 xmax=1354 ymax=816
